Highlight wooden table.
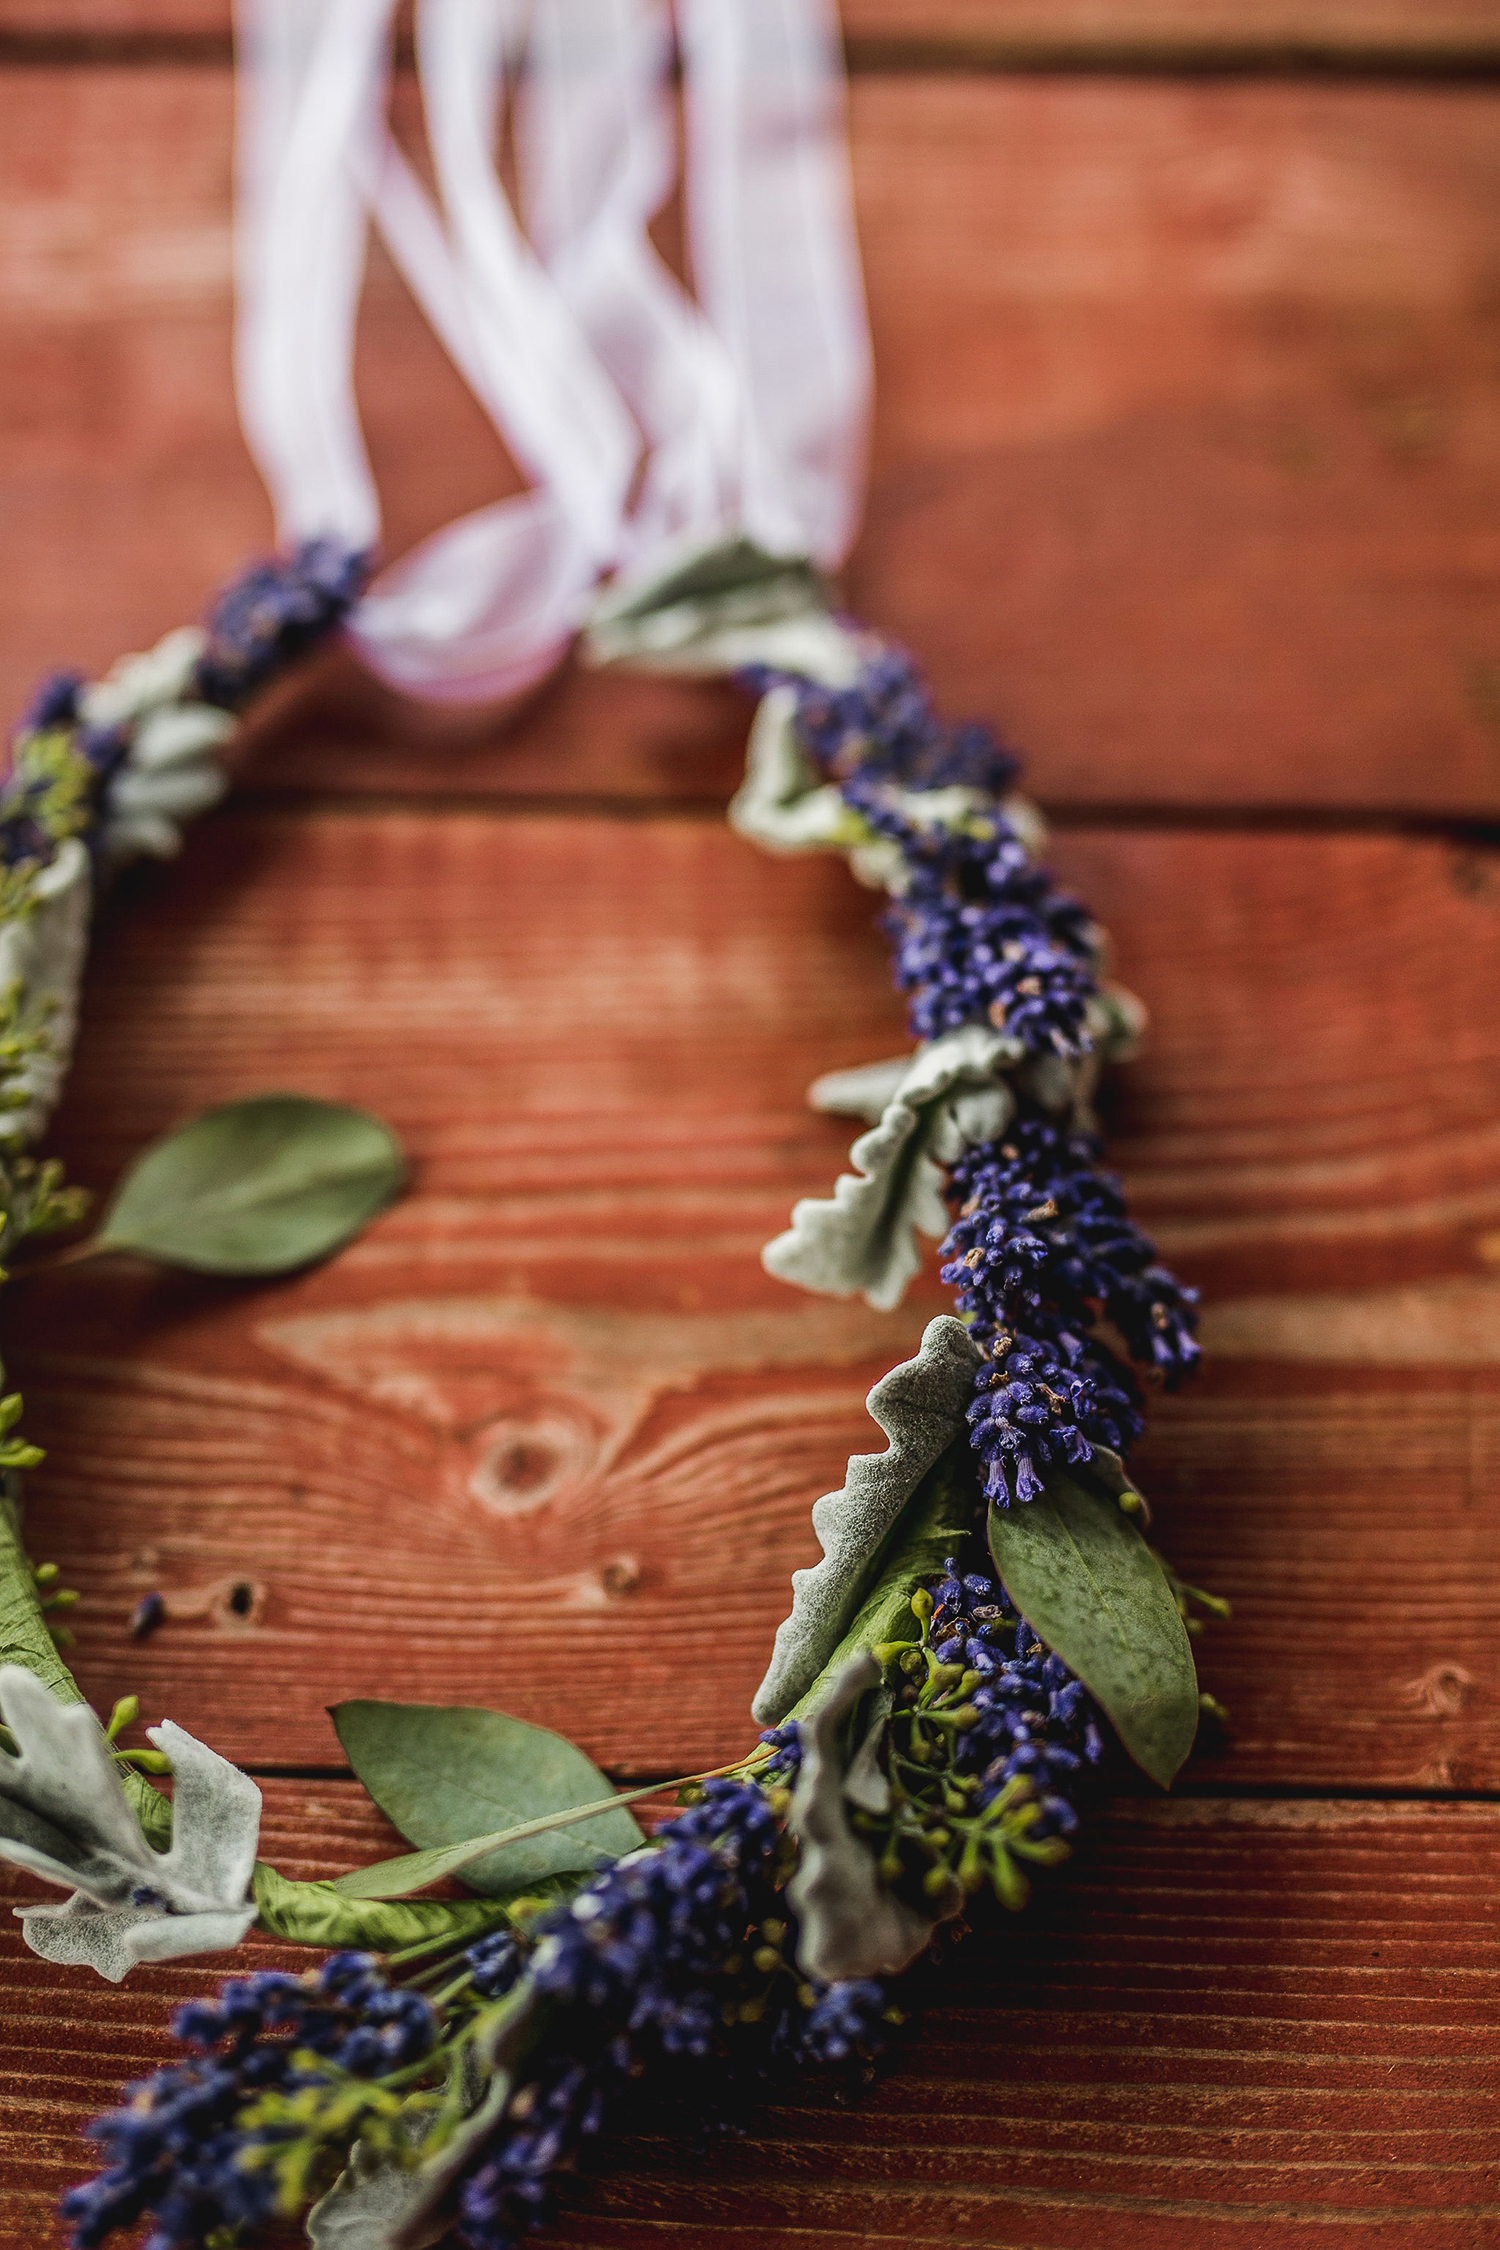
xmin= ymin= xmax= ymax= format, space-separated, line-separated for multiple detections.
xmin=1 ymin=6 xmax=1497 ymax=2245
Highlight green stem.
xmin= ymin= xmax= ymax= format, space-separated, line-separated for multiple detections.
xmin=5 ymin=1236 xmax=102 ymax=1281
xmin=384 ymin=1915 xmax=513 ymax=1973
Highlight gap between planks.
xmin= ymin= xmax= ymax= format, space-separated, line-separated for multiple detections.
xmin=217 ymin=789 xmax=1500 ymax=849
xmin=236 ymin=1763 xmax=1500 ymax=1807
xmin=3 ymin=25 xmax=1500 ymax=80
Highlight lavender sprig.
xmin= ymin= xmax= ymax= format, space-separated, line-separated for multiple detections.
xmin=60 ymin=1598 xmax=1102 ymax=2250
xmin=943 ymin=1118 xmax=1200 ymax=1384
xmin=455 ymin=1779 xmax=890 ymax=2248
xmin=61 ymin=1791 xmax=896 ymax=2250
xmin=193 ymin=539 xmax=369 ymax=712
xmin=872 ymin=809 xmax=1098 ymax=1053
xmin=940 ymin=1116 xmax=1199 ymax=1503
xmin=763 ymin=645 xmax=1200 ymax=1505
xmin=744 ymin=647 xmax=1020 ymax=798
xmin=61 ymin=1954 xmax=437 ymax=2250
xmin=1 ymin=540 xmax=368 ymax=879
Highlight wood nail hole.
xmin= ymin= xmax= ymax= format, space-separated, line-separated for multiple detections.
xmin=211 ymin=1577 xmax=265 ymax=1629
xmin=490 ymin=1440 xmax=556 ymax=1496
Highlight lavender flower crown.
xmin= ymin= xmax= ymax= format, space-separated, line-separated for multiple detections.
xmin=0 ymin=536 xmax=1223 ymax=2250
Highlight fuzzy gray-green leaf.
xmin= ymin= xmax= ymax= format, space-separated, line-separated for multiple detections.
xmin=94 ymin=1094 xmax=404 ymax=1274
xmin=332 ymin=1701 xmax=644 ymax=1896
xmin=787 ymin=1438 xmax=977 ymax=1724
xmin=987 ymin=1468 xmax=1199 ymax=1788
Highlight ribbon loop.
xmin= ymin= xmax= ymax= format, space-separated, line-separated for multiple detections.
xmin=233 ymin=0 xmax=871 ymax=700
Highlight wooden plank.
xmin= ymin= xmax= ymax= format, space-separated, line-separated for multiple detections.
xmin=5 ymin=2 xmax=1500 ymax=72
xmin=1 ymin=1793 xmax=1496 ymax=2245
xmin=4 ymin=71 xmax=1500 ymax=816
xmin=844 ymin=2 xmax=1500 ymax=73
xmin=6 ymin=807 xmax=1498 ymax=1784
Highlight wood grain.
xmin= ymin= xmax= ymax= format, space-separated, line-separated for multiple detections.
xmin=2 ymin=1790 xmax=1495 ymax=2246
xmin=844 ymin=1 xmax=1500 ymax=72
xmin=3 ymin=807 xmax=1495 ymax=1786
xmin=2 ymin=20 xmax=1497 ymax=2246
xmin=5 ymin=70 xmax=1500 ymax=814
xmin=6 ymin=2 xmax=1500 ymax=69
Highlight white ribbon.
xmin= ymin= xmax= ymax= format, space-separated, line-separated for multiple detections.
xmin=515 ymin=0 xmax=744 ymax=568
xmin=232 ymin=0 xmax=871 ymax=702
xmin=676 ymin=0 xmax=870 ymax=570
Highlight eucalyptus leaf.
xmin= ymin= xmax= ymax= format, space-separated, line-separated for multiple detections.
xmin=331 ymin=1778 xmax=669 ymax=1902
xmin=94 ymin=1094 xmax=404 ymax=1274
xmin=251 ymin=1863 xmax=506 ymax=1954
xmin=987 ymin=1468 xmax=1199 ymax=1788
xmin=333 ymin=1701 xmax=644 ymax=1896
xmin=0 ymin=1497 xmax=86 ymax=1709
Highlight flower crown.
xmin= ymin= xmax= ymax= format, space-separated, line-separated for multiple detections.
xmin=0 ymin=535 xmax=1225 ymax=2250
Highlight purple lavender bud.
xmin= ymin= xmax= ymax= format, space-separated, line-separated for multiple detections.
xmin=193 ymin=539 xmax=370 ymax=711
xmin=129 ymin=1591 xmax=166 ymax=1640
xmin=920 ymin=1562 xmax=1105 ymax=1841
xmin=756 ymin=1720 xmax=803 ymax=1782
xmin=20 ymin=671 xmax=84 ymax=733
xmin=65 ymin=1962 xmax=436 ymax=2249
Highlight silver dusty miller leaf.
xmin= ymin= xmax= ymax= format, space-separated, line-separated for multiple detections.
xmin=761 ymin=1025 xmax=1018 ymax=1312
xmin=582 ymin=535 xmax=864 ymax=684
xmin=727 ymin=685 xmax=868 ymax=859
xmin=806 ymin=1052 xmax=915 ymax=1125
xmin=308 ymin=1992 xmax=540 ymax=2250
xmin=728 ymin=687 xmax=1033 ymax=898
xmin=0 ymin=1666 xmax=261 ymax=1980
xmin=81 ymin=624 xmax=236 ymax=868
xmin=786 ymin=1653 xmax=960 ymax=1980
xmin=752 ymin=1314 xmax=982 ymax=1725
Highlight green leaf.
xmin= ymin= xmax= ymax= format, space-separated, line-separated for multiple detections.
xmin=332 ymin=1777 xmax=677 ymax=1902
xmin=252 ymin=1862 xmax=507 ymax=1953
xmin=987 ymin=1468 xmax=1199 ymax=1788
xmin=788 ymin=1438 xmax=977 ymax=1724
xmin=93 ymin=1094 xmax=404 ymax=1275
xmin=0 ymin=1496 xmax=82 ymax=1708
xmin=332 ymin=1701 xmax=645 ymax=1897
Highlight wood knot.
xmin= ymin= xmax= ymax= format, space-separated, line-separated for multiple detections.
xmin=468 ymin=1412 xmax=598 ymax=1515
xmin=1397 ymin=1662 xmax=1474 ymax=1719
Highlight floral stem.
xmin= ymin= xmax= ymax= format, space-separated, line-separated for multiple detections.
xmin=5 ymin=1236 xmax=102 ymax=1281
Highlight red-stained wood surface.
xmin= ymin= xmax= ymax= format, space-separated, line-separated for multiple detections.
xmin=2 ymin=1792 xmax=1496 ymax=2248
xmin=7 ymin=1 xmax=1500 ymax=62
xmin=4 ymin=17 xmax=1500 ymax=2250
xmin=3 ymin=812 xmax=1499 ymax=1791
xmin=5 ymin=67 xmax=1500 ymax=811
